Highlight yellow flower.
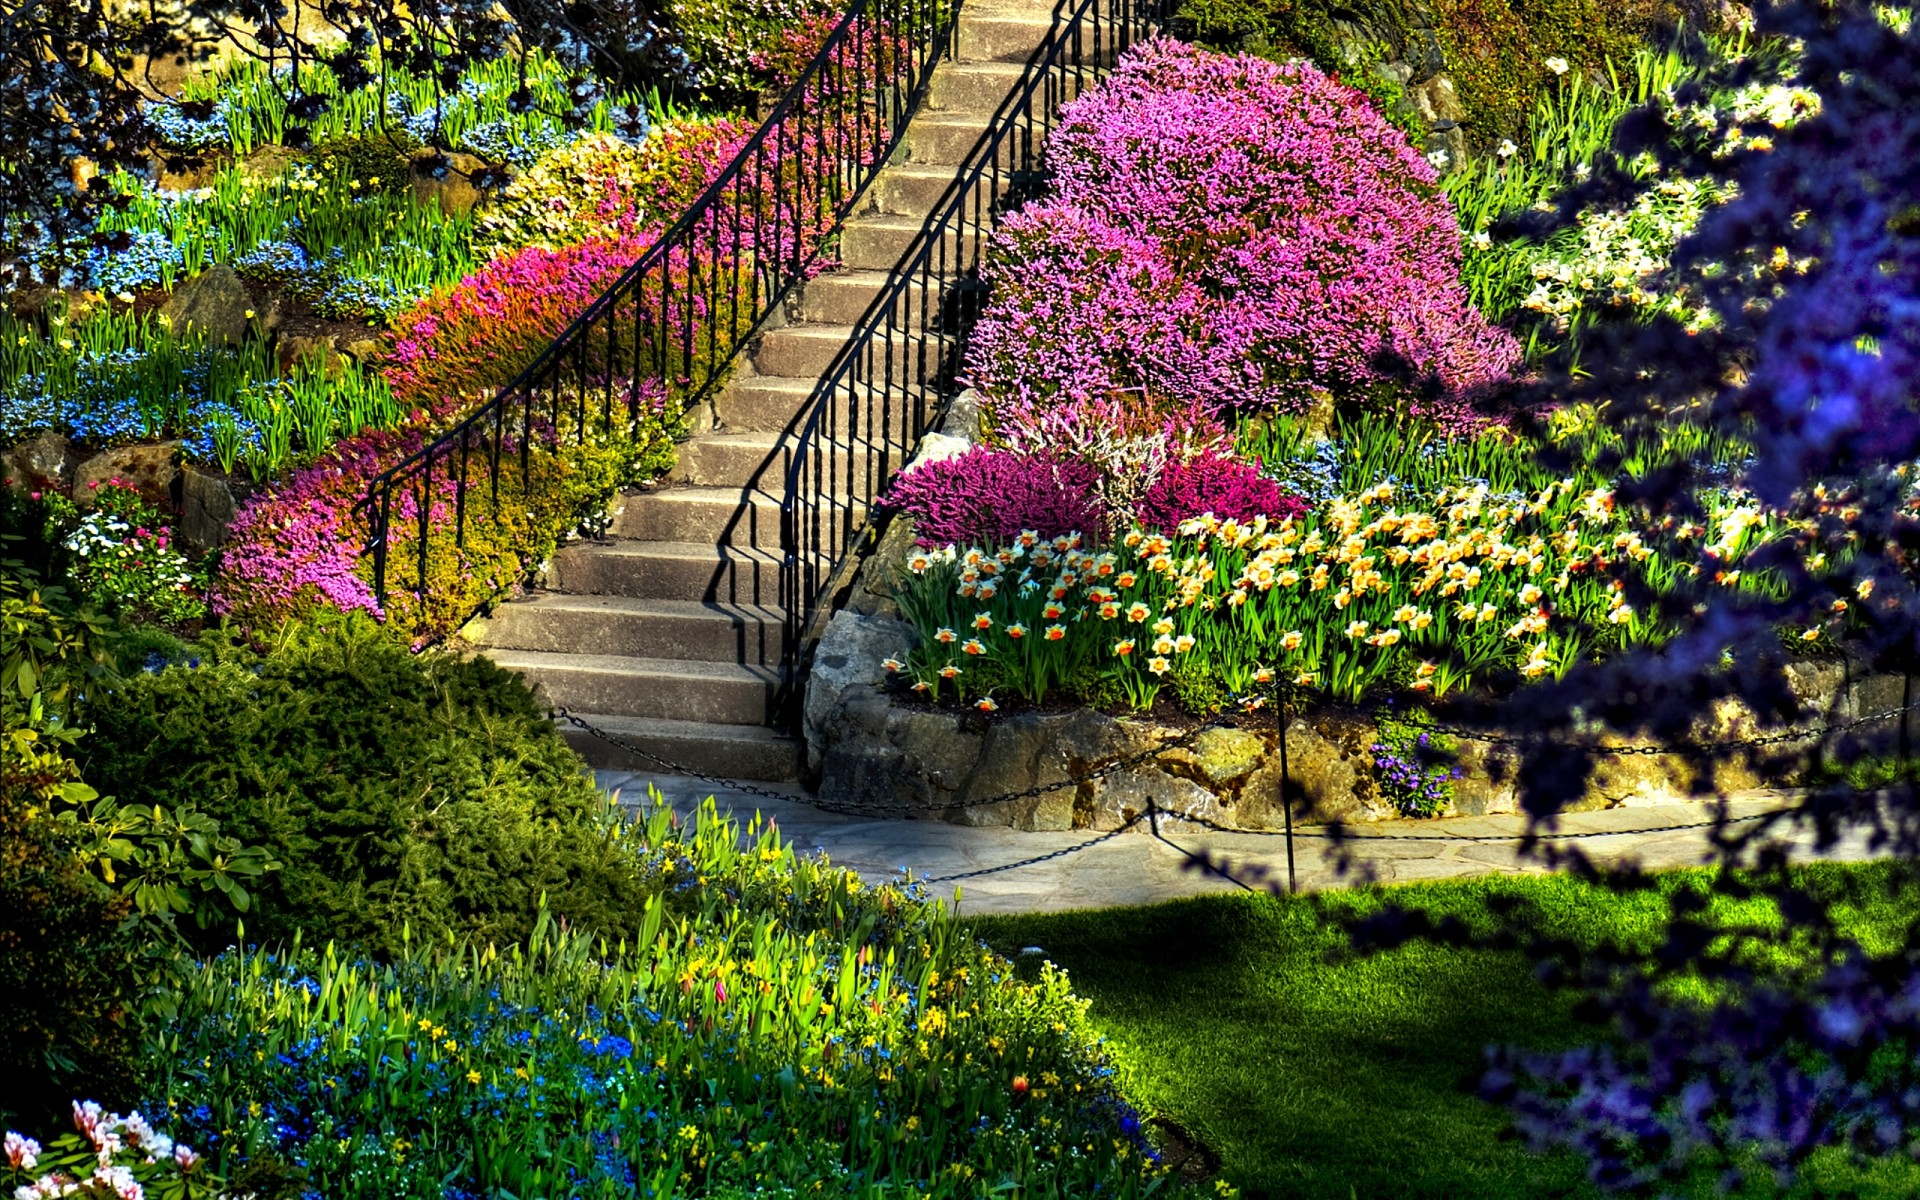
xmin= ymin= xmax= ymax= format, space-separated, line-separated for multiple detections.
xmin=1281 ymin=630 xmax=1303 ymax=651
xmin=1344 ymin=620 xmax=1369 ymax=639
xmin=1148 ymin=656 xmax=1171 ymax=675
xmin=467 ymin=1070 xmax=482 ymax=1084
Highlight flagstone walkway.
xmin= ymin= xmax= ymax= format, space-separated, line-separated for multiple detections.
xmin=597 ymin=772 xmax=1886 ymax=916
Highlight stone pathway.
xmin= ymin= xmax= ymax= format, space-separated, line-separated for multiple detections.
xmin=597 ymin=772 xmax=1886 ymax=916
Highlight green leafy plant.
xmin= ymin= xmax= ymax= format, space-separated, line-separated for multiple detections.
xmin=77 ymin=612 xmax=655 ymax=955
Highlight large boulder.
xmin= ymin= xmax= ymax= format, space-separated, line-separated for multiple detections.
xmin=73 ymin=442 xmax=183 ymax=509
xmin=411 ymin=150 xmax=492 ymax=217
xmin=2 ymin=432 xmax=79 ymax=492
xmin=176 ymin=466 xmax=237 ymax=555
xmin=160 ymin=264 xmax=254 ymax=346
xmin=803 ymin=609 xmax=917 ymax=773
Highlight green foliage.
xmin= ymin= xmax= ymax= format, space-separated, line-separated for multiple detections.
xmin=307 ymin=132 xmax=418 ymax=197
xmin=1178 ymin=0 xmax=1710 ymax=146
xmin=76 ymin=613 xmax=653 ymax=956
xmin=144 ymin=800 xmax=1191 ymax=1199
xmin=1427 ymin=0 xmax=1705 ymax=146
xmin=0 ymin=563 xmax=141 ymax=1127
xmin=0 ymin=792 xmax=145 ymax=1128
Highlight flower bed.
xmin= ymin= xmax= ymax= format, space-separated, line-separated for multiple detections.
xmin=4 ymin=799 xmax=1213 ymax=1199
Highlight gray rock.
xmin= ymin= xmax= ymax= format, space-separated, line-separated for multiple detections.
xmin=2 ymin=431 xmax=78 ymax=492
xmin=849 ymin=514 xmax=918 ymax=619
xmin=160 ymin=265 xmax=254 ymax=346
xmin=937 ymin=389 xmax=983 ymax=441
xmin=176 ymin=466 xmax=236 ymax=554
xmin=411 ymin=150 xmax=492 ymax=217
xmin=73 ymin=441 xmax=183 ymax=509
xmin=279 ymin=333 xmax=349 ymax=378
xmin=803 ymin=610 xmax=916 ymax=773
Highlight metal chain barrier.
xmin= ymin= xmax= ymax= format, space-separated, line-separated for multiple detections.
xmin=551 ymin=689 xmax=1916 ymax=892
xmin=554 ymin=705 xmax=1236 ymax=818
xmin=920 ymin=814 xmax=1148 ymax=883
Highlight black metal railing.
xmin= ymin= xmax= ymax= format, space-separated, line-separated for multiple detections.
xmin=361 ymin=0 xmax=958 ymax=633
xmin=777 ymin=0 xmax=1158 ymax=707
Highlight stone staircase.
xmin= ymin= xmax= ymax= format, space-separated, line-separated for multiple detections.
xmin=473 ymin=0 xmax=1080 ymax=781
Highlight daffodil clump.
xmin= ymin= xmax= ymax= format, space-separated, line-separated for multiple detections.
xmin=891 ymin=478 xmax=1783 ymax=710
xmin=131 ymin=801 xmax=1197 ymax=1200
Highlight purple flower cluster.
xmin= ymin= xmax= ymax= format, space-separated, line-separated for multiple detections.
xmin=209 ymin=417 xmax=444 ymax=625
xmin=1370 ymin=729 xmax=1461 ymax=819
xmin=966 ymin=37 xmax=1521 ymax=431
xmin=878 ymin=446 xmax=1104 ymax=548
xmin=1134 ymin=453 xmax=1310 ymax=533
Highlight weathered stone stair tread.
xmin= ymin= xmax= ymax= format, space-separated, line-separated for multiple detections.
xmin=557 ymin=713 xmax=803 ymax=781
xmin=549 ymin=539 xmax=791 ymax=604
xmin=486 ymin=649 xmax=780 ymax=725
xmin=485 ymin=593 xmax=787 ymax=664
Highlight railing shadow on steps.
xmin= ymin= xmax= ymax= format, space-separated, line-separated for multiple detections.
xmin=775 ymin=0 xmax=1162 ymax=719
xmin=358 ymin=0 xmax=961 ymax=632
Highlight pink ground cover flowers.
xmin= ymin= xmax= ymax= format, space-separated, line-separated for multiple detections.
xmin=965 ymin=37 xmax=1521 ymax=431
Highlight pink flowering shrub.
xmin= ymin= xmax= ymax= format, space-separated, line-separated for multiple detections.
xmin=1134 ymin=453 xmax=1310 ymax=533
xmin=212 ymin=390 xmax=672 ymax=643
xmin=965 ymin=37 xmax=1521 ymax=431
xmin=879 ymin=446 xmax=1105 ymax=548
xmin=385 ymin=235 xmax=656 ymax=407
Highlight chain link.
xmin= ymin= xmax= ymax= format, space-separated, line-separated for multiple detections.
xmin=919 ymin=814 xmax=1148 ymax=883
xmin=1154 ymin=804 xmax=1777 ymax=843
xmin=554 ymin=706 xmax=1237 ymax=818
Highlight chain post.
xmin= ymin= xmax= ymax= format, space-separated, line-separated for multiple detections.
xmin=1896 ymin=668 xmax=1912 ymax=783
xmin=1277 ymin=668 xmax=1296 ymax=894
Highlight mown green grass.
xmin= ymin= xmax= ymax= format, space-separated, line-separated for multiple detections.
xmin=970 ymin=864 xmax=1920 ymax=1200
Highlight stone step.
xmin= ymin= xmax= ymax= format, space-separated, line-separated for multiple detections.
xmin=713 ymin=373 xmax=934 ymax=444
xmin=481 ymin=594 xmax=788 ymax=665
xmin=559 ymin=713 xmax=803 ymax=782
xmin=612 ymin=485 xmax=786 ymax=545
xmin=952 ymin=12 xmax=1066 ymax=64
xmin=798 ymin=269 xmax=917 ymax=326
xmin=753 ymin=323 xmax=953 ymax=380
xmin=485 ymin=649 xmax=782 ymax=726
xmin=901 ymin=113 xmax=1031 ymax=168
xmin=839 ymin=214 xmax=985 ymax=272
xmin=865 ymin=163 xmax=998 ymax=220
xmin=675 ymin=430 xmax=911 ymax=490
xmin=549 ymin=539 xmax=785 ymax=606
xmin=712 ymin=373 xmax=819 ymax=433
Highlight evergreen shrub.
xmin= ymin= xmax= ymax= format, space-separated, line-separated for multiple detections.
xmin=75 ymin=613 xmax=651 ymax=957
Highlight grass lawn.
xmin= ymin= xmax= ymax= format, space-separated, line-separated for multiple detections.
xmin=969 ymin=864 xmax=1920 ymax=1200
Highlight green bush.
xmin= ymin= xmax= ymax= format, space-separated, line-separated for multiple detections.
xmin=0 ymin=796 xmax=144 ymax=1129
xmin=76 ymin=613 xmax=651 ymax=956
xmin=1178 ymin=0 xmax=1710 ymax=145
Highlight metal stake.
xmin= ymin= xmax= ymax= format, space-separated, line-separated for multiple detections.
xmin=1278 ymin=669 xmax=1296 ymax=894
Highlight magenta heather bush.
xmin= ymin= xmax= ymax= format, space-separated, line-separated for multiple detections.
xmin=965 ymin=37 xmax=1521 ymax=431
xmin=209 ymin=417 xmax=433 ymax=625
xmin=879 ymin=446 xmax=1105 ymax=548
xmin=1134 ymin=453 xmax=1310 ymax=533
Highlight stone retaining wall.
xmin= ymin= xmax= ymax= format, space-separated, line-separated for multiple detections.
xmin=806 ymin=610 xmax=1909 ymax=830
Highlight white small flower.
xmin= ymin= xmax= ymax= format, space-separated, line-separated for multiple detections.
xmin=1497 ymin=139 xmax=1519 ymax=159
xmin=1469 ymin=229 xmax=1492 ymax=251
xmin=1425 ymin=149 xmax=1451 ymax=170
xmin=1545 ymin=56 xmax=1570 ymax=75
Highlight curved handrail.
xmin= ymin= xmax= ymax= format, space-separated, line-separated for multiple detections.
xmin=362 ymin=0 xmax=957 ymax=630
xmin=776 ymin=0 xmax=1158 ymax=709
